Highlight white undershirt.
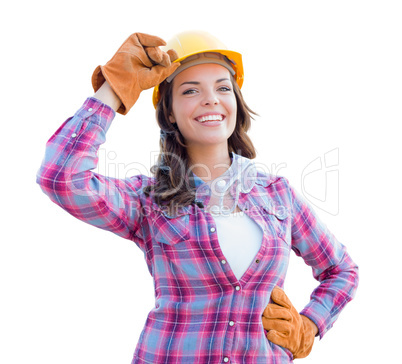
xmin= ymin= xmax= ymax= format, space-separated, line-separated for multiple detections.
xmin=212 ymin=211 xmax=263 ymax=280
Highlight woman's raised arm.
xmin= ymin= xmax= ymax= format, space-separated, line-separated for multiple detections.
xmin=36 ymin=32 xmax=180 ymax=248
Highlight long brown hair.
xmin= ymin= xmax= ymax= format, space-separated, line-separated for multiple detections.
xmin=144 ymin=75 xmax=257 ymax=211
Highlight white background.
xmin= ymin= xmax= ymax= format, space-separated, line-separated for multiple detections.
xmin=1 ymin=0 xmax=401 ymax=363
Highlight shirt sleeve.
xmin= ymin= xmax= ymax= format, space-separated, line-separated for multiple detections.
xmin=289 ymin=185 xmax=359 ymax=339
xmin=36 ymin=97 xmax=147 ymax=249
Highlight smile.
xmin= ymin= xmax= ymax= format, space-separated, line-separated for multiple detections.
xmin=195 ymin=114 xmax=224 ymax=123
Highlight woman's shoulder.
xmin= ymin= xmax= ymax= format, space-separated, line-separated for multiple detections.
xmin=124 ymin=174 xmax=156 ymax=192
xmin=255 ymin=170 xmax=287 ymax=186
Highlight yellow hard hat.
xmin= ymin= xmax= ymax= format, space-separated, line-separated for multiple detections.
xmin=152 ymin=30 xmax=244 ymax=108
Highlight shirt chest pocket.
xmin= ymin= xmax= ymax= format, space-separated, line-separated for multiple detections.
xmin=151 ymin=211 xmax=190 ymax=246
xmin=261 ymin=204 xmax=291 ymax=245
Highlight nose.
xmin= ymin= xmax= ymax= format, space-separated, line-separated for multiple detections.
xmin=201 ymin=90 xmax=219 ymax=106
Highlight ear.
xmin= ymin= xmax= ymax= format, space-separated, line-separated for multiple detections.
xmin=169 ymin=114 xmax=176 ymax=124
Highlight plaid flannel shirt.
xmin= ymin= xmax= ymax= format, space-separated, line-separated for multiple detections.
xmin=37 ymin=98 xmax=359 ymax=364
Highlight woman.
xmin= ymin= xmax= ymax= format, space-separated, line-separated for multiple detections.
xmin=37 ymin=31 xmax=358 ymax=363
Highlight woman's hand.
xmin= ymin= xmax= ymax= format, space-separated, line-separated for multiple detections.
xmin=92 ymin=32 xmax=180 ymax=115
xmin=262 ymin=287 xmax=318 ymax=359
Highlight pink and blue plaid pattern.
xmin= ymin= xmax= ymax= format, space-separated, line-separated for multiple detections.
xmin=37 ymin=98 xmax=358 ymax=363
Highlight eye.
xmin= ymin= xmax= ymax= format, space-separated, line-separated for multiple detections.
xmin=182 ymin=88 xmax=198 ymax=95
xmin=218 ymin=86 xmax=232 ymax=92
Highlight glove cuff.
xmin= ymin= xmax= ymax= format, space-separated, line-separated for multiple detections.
xmin=294 ymin=315 xmax=316 ymax=359
xmin=91 ymin=65 xmax=130 ymax=115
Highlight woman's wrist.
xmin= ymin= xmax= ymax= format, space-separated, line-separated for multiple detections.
xmin=93 ymin=81 xmax=122 ymax=112
xmin=301 ymin=315 xmax=319 ymax=336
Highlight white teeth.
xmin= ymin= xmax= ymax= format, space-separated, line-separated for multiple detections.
xmin=197 ymin=115 xmax=223 ymax=122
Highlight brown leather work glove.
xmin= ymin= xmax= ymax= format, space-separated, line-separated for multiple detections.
xmin=262 ymin=287 xmax=317 ymax=359
xmin=92 ymin=33 xmax=180 ymax=115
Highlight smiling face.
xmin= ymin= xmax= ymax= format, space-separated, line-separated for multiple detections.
xmin=170 ymin=63 xmax=237 ymax=152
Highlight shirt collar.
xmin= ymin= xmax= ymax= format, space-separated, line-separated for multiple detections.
xmin=191 ymin=152 xmax=259 ymax=205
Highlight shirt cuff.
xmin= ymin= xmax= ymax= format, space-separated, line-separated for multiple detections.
xmin=300 ymin=301 xmax=332 ymax=340
xmin=74 ymin=97 xmax=116 ymax=133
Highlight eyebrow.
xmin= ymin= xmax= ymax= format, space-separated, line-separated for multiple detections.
xmin=179 ymin=78 xmax=230 ymax=87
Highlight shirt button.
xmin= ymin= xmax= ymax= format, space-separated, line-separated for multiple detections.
xmin=235 ymin=286 xmax=240 ymax=291
xmin=223 ymin=357 xmax=229 ymax=363
xmin=71 ymin=133 xmax=77 ymax=138
xmin=229 ymin=321 xmax=235 ymax=326
xmin=88 ymin=107 xmax=93 ymax=112
xmin=221 ymin=260 xmax=226 ymax=264
xmin=210 ymin=227 xmax=216 ymax=233
xmin=275 ymin=206 xmax=288 ymax=220
xmin=255 ymin=259 xmax=260 ymax=263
